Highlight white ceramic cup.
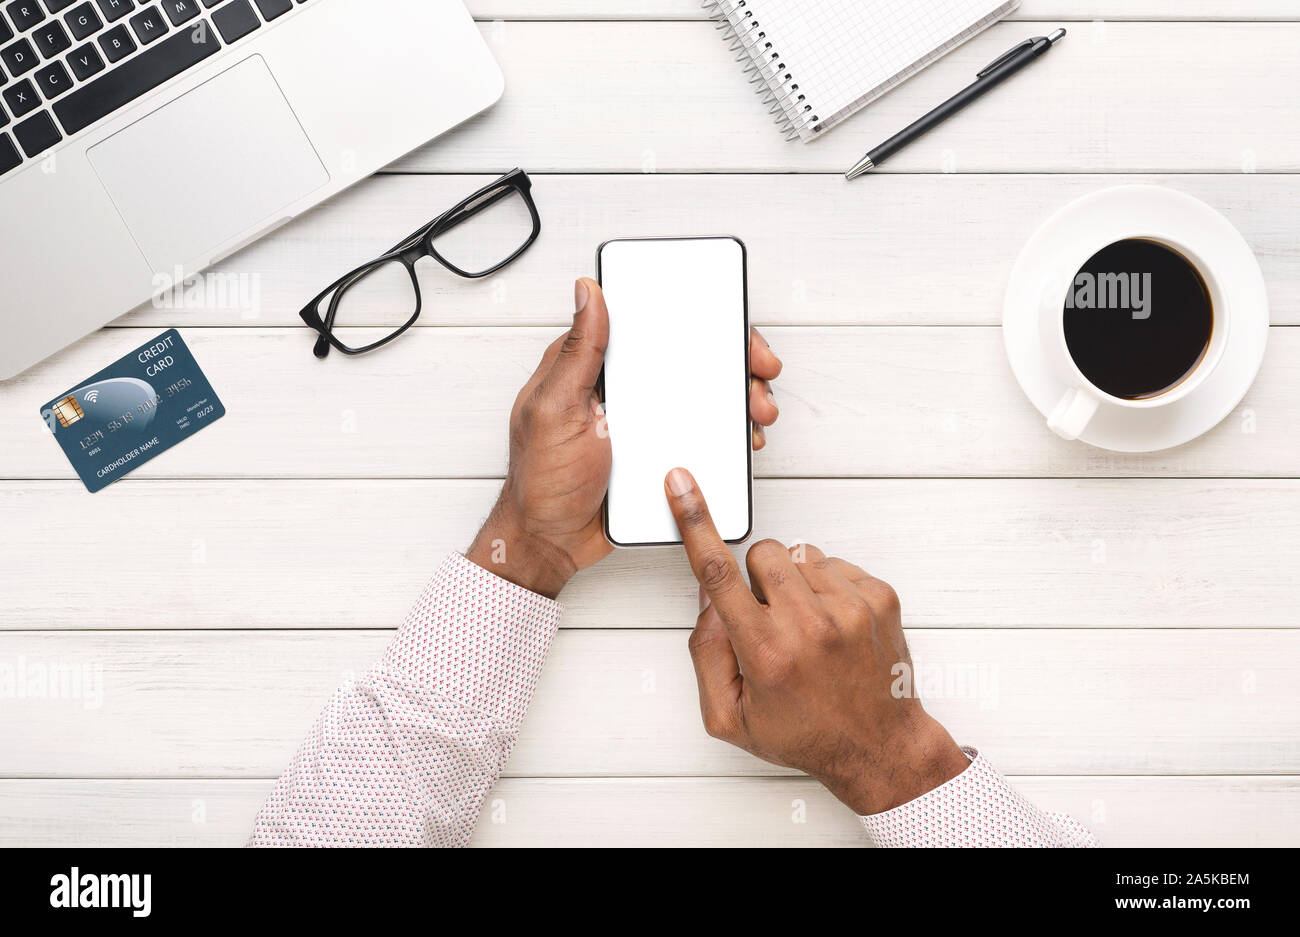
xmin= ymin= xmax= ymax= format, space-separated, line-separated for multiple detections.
xmin=1039 ymin=235 xmax=1230 ymax=440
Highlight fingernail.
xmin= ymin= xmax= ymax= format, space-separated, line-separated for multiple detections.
xmin=766 ymin=390 xmax=777 ymax=411
xmin=698 ymin=584 xmax=711 ymax=612
xmin=666 ymin=467 xmax=694 ymax=497
xmin=574 ymin=279 xmax=589 ymax=314
xmin=752 ymin=424 xmax=765 ymax=448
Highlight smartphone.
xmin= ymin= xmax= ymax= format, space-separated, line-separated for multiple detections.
xmin=597 ymin=236 xmax=752 ymax=547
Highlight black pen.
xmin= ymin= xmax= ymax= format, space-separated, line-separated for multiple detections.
xmin=845 ymin=28 xmax=1066 ymax=180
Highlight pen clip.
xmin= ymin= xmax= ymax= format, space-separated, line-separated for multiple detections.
xmin=977 ymin=38 xmax=1035 ymax=77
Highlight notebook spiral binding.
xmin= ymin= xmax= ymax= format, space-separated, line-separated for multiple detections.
xmin=701 ymin=0 xmax=820 ymax=141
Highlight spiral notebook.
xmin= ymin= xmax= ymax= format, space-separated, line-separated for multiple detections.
xmin=705 ymin=0 xmax=1021 ymax=142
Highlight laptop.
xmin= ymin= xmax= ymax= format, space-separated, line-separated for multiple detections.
xmin=0 ymin=0 xmax=504 ymax=380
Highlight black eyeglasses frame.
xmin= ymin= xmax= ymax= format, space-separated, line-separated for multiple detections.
xmin=299 ymin=168 xmax=540 ymax=358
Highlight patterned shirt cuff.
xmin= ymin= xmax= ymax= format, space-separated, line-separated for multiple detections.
xmin=379 ymin=552 xmax=562 ymax=733
xmin=858 ymin=746 xmax=1097 ymax=847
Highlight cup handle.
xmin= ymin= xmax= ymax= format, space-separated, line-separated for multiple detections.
xmin=1047 ymin=387 xmax=1100 ymax=441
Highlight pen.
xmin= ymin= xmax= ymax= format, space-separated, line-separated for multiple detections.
xmin=845 ymin=28 xmax=1067 ymax=180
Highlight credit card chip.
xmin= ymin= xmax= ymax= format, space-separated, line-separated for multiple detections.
xmin=52 ymin=395 xmax=85 ymax=428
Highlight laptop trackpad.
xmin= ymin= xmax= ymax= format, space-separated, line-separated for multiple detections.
xmin=88 ymin=56 xmax=329 ymax=271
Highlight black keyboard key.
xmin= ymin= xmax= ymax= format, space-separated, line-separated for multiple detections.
xmin=47 ymin=0 xmax=78 ymax=12
xmin=129 ymin=5 xmax=167 ymax=44
xmin=211 ymin=0 xmax=257 ymax=43
xmin=14 ymin=109 xmax=60 ymax=155
xmin=0 ymin=105 xmax=7 ymax=129
xmin=5 ymin=1 xmax=44 ymax=32
xmin=1 ymin=36 xmax=37 ymax=75
xmin=2 ymin=76 xmax=39 ymax=117
xmin=32 ymin=20 xmax=71 ymax=58
xmin=0 ymin=15 xmax=13 ymax=46
xmin=161 ymin=0 xmax=199 ymax=26
xmin=34 ymin=59 xmax=71 ymax=98
xmin=95 ymin=0 xmax=134 ymax=22
xmin=98 ymin=21 xmax=134 ymax=60
xmin=65 ymin=3 xmax=103 ymax=40
xmin=0 ymin=132 xmax=21 ymax=174
xmin=66 ymin=41 xmax=104 ymax=79
xmin=252 ymin=0 xmax=290 ymax=19
xmin=54 ymin=24 xmax=219 ymax=134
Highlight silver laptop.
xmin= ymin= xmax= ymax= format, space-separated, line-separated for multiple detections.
xmin=0 ymin=0 xmax=504 ymax=380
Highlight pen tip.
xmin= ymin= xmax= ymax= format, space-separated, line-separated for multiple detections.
xmin=1048 ymin=27 xmax=1067 ymax=43
xmin=844 ymin=156 xmax=875 ymax=180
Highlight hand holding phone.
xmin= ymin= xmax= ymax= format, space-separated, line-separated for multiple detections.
xmin=466 ymin=278 xmax=615 ymax=597
xmin=465 ymin=269 xmax=779 ymax=595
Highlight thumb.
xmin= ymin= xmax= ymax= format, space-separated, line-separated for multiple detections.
xmin=543 ymin=278 xmax=609 ymax=397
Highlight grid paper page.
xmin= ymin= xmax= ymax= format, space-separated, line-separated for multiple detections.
xmin=731 ymin=0 xmax=1018 ymax=139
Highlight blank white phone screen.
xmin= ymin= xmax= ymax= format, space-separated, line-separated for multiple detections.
xmin=600 ymin=237 xmax=751 ymax=546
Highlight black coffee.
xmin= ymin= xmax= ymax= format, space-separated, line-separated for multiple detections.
xmin=1062 ymin=239 xmax=1212 ymax=400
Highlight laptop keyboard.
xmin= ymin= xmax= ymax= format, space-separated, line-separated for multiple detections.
xmin=0 ymin=0 xmax=310 ymax=177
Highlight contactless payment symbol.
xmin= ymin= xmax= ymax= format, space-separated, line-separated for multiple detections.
xmin=52 ymin=395 xmax=85 ymax=428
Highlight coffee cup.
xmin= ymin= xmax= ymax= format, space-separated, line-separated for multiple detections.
xmin=1038 ymin=234 xmax=1230 ymax=440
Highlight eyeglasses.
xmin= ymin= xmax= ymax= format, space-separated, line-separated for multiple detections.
xmin=299 ymin=169 xmax=541 ymax=357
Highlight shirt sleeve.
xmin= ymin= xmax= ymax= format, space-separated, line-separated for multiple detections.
xmin=247 ymin=552 xmax=561 ymax=847
xmin=858 ymin=747 xmax=1097 ymax=847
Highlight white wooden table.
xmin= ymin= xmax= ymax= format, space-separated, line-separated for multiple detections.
xmin=2 ymin=1 xmax=1298 ymax=847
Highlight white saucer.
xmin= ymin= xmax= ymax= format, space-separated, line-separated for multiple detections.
xmin=1003 ymin=185 xmax=1270 ymax=453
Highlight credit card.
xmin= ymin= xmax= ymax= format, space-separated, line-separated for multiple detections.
xmin=39 ymin=329 xmax=225 ymax=492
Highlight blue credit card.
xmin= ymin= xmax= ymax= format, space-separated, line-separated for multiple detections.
xmin=39 ymin=329 xmax=225 ymax=492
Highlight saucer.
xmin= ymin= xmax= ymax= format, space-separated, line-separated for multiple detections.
xmin=1003 ymin=185 xmax=1269 ymax=452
